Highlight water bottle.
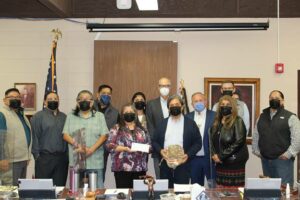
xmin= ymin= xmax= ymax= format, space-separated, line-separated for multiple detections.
xmin=69 ymin=166 xmax=79 ymax=193
xmin=89 ymin=171 xmax=97 ymax=192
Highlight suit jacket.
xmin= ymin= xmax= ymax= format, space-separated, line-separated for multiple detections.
xmin=186 ymin=109 xmax=215 ymax=158
xmin=152 ymin=115 xmax=202 ymax=160
xmin=146 ymin=97 xmax=164 ymax=138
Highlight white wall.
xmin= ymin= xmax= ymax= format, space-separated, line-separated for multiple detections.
xmin=0 ymin=18 xmax=299 ymax=187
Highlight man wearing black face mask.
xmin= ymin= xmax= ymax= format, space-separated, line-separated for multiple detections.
xmin=0 ymin=88 xmax=31 ymax=185
xmin=212 ymin=80 xmax=250 ymax=135
xmin=152 ymin=95 xmax=202 ymax=188
xmin=252 ymin=90 xmax=300 ymax=187
xmin=30 ymin=92 xmax=68 ymax=186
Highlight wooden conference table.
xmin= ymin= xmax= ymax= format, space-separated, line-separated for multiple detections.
xmin=59 ymin=188 xmax=299 ymax=199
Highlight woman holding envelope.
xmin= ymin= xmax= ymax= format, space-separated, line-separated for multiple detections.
xmin=106 ymin=103 xmax=151 ymax=188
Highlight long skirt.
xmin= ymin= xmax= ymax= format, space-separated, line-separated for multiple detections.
xmin=216 ymin=164 xmax=246 ymax=188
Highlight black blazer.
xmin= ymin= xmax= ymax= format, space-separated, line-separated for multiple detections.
xmin=146 ymin=97 xmax=164 ymax=138
xmin=152 ymin=115 xmax=202 ymax=160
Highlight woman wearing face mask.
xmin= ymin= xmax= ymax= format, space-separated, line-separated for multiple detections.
xmin=131 ymin=92 xmax=147 ymax=130
xmin=106 ymin=103 xmax=151 ymax=188
xmin=63 ymin=90 xmax=108 ymax=189
xmin=209 ymin=95 xmax=249 ymax=188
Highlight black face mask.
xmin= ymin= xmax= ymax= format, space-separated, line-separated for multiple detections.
xmin=9 ymin=99 xmax=21 ymax=109
xmin=124 ymin=113 xmax=136 ymax=123
xmin=47 ymin=101 xmax=59 ymax=110
xmin=134 ymin=101 xmax=146 ymax=110
xmin=269 ymin=99 xmax=281 ymax=109
xmin=79 ymin=101 xmax=91 ymax=111
xmin=222 ymin=90 xmax=233 ymax=96
xmin=220 ymin=106 xmax=232 ymax=116
xmin=169 ymin=106 xmax=182 ymax=116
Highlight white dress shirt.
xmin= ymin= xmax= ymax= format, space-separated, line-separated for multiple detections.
xmin=194 ymin=108 xmax=206 ymax=156
xmin=160 ymin=97 xmax=169 ymax=119
xmin=164 ymin=115 xmax=184 ymax=148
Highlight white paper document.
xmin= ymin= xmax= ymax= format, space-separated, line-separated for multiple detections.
xmin=131 ymin=143 xmax=150 ymax=153
xmin=174 ymin=184 xmax=192 ymax=192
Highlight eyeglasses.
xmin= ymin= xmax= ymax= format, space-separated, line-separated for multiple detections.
xmin=159 ymin=84 xmax=171 ymax=88
xmin=5 ymin=96 xmax=21 ymax=100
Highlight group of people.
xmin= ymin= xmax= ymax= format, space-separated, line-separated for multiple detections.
xmin=0 ymin=78 xmax=299 ymax=189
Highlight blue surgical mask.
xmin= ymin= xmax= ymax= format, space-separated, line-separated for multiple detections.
xmin=194 ymin=102 xmax=205 ymax=112
xmin=100 ymin=95 xmax=111 ymax=105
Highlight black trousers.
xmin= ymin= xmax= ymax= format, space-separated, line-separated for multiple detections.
xmin=160 ymin=160 xmax=190 ymax=188
xmin=114 ymin=171 xmax=146 ymax=188
xmin=35 ymin=153 xmax=69 ymax=186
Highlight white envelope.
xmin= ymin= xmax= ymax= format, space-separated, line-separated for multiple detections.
xmin=174 ymin=184 xmax=192 ymax=192
xmin=131 ymin=143 xmax=150 ymax=153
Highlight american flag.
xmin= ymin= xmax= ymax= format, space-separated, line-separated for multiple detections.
xmin=44 ymin=40 xmax=58 ymax=100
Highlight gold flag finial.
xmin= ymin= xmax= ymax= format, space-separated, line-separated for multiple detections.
xmin=51 ymin=28 xmax=62 ymax=41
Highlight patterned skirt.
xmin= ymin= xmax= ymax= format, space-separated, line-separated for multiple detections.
xmin=216 ymin=167 xmax=246 ymax=188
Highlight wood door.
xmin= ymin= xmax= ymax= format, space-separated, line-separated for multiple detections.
xmin=94 ymin=40 xmax=178 ymax=111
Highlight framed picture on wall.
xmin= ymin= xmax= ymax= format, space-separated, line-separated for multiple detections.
xmin=14 ymin=83 xmax=36 ymax=111
xmin=204 ymin=78 xmax=260 ymax=137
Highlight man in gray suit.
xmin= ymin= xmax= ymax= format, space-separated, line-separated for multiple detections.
xmin=147 ymin=77 xmax=171 ymax=178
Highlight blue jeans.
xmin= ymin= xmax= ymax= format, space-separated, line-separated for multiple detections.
xmin=84 ymin=169 xmax=104 ymax=189
xmin=261 ymin=157 xmax=294 ymax=186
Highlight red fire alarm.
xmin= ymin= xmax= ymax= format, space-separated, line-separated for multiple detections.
xmin=275 ymin=63 xmax=284 ymax=73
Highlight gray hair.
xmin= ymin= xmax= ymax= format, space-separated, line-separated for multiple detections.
xmin=167 ymin=94 xmax=184 ymax=108
xmin=76 ymin=90 xmax=93 ymax=101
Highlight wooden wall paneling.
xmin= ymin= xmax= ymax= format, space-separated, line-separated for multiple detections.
xmin=94 ymin=40 xmax=177 ymax=111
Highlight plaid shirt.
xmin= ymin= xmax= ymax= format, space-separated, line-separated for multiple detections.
xmin=63 ymin=111 xmax=108 ymax=169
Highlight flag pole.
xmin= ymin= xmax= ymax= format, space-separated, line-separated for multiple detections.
xmin=43 ymin=29 xmax=62 ymax=106
xmin=50 ymin=29 xmax=62 ymax=92
xmin=51 ymin=28 xmax=62 ymax=42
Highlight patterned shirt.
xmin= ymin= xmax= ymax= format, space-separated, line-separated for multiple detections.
xmin=106 ymin=125 xmax=151 ymax=172
xmin=63 ymin=111 xmax=108 ymax=169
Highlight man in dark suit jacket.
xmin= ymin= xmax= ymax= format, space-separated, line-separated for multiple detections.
xmin=146 ymin=77 xmax=171 ymax=178
xmin=186 ymin=92 xmax=216 ymax=186
xmin=94 ymin=84 xmax=119 ymax=182
xmin=152 ymin=95 xmax=202 ymax=188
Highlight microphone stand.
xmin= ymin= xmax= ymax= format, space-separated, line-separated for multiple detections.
xmin=208 ymin=127 xmax=215 ymax=188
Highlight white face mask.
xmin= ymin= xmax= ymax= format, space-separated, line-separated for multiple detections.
xmin=160 ymin=87 xmax=170 ymax=97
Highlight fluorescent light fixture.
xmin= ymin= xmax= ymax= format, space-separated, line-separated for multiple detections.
xmin=136 ymin=0 xmax=158 ymax=10
xmin=87 ymin=22 xmax=269 ymax=32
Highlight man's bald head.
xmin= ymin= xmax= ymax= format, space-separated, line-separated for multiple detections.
xmin=158 ymin=77 xmax=171 ymax=86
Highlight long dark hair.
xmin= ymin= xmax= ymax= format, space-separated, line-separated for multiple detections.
xmin=73 ymin=90 xmax=96 ymax=117
xmin=119 ymin=102 xmax=145 ymax=132
xmin=212 ymin=95 xmax=238 ymax=130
